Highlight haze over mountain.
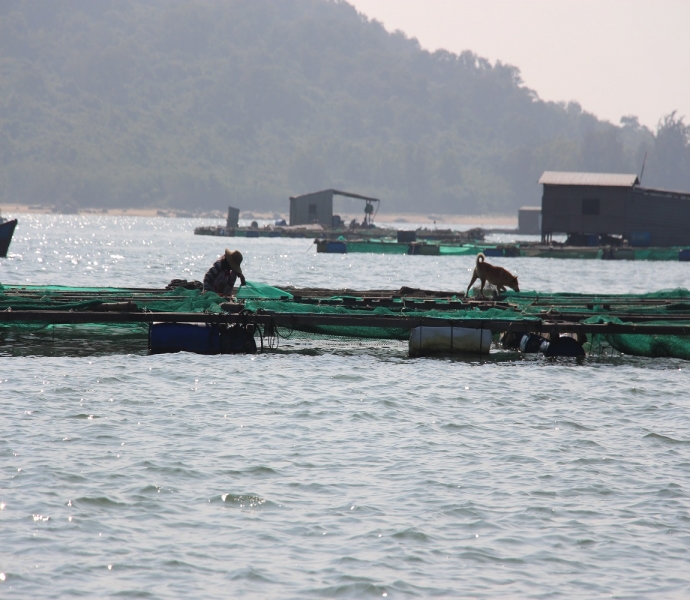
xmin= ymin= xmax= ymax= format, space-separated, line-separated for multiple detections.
xmin=1 ymin=0 xmax=688 ymax=215
xmin=348 ymin=0 xmax=690 ymax=133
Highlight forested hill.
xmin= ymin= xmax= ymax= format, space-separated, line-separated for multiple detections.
xmin=1 ymin=0 xmax=688 ymax=214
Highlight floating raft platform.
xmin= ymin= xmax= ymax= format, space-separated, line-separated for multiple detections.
xmin=315 ymin=239 xmax=690 ymax=261
xmin=3 ymin=283 xmax=690 ymax=359
xmin=521 ymin=244 xmax=690 ymax=261
xmin=315 ymin=240 xmax=519 ymax=256
xmin=196 ymin=225 xmax=484 ymax=244
xmin=2 ymin=308 xmax=690 ymax=337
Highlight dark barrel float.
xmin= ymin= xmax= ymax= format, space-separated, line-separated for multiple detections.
xmin=149 ymin=322 xmax=258 ymax=354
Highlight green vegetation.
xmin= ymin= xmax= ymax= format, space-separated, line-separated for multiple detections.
xmin=1 ymin=0 xmax=689 ymax=214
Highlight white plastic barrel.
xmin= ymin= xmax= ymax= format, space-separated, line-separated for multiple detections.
xmin=409 ymin=326 xmax=492 ymax=357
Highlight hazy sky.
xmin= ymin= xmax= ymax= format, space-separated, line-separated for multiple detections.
xmin=347 ymin=0 xmax=689 ymax=130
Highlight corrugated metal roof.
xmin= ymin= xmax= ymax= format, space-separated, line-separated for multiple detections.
xmin=538 ymin=171 xmax=639 ymax=187
xmin=291 ymin=189 xmax=380 ymax=202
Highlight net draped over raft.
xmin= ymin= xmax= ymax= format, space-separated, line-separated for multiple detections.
xmin=0 ymin=284 xmax=226 ymax=313
xmin=2 ymin=281 xmax=690 ymax=360
xmin=244 ymin=288 xmax=690 ymax=360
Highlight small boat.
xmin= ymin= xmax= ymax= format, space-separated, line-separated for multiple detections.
xmin=0 ymin=215 xmax=18 ymax=257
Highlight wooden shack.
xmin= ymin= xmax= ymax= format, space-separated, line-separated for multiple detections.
xmin=539 ymin=171 xmax=690 ymax=246
xmin=289 ymin=189 xmax=380 ymax=227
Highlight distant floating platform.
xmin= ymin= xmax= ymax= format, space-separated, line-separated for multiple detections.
xmin=315 ymin=239 xmax=690 ymax=260
xmin=315 ymin=240 xmax=519 ymax=256
xmin=194 ymin=224 xmax=484 ymax=244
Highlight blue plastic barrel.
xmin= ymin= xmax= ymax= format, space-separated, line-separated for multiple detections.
xmin=149 ymin=323 xmax=221 ymax=354
xmin=630 ymin=232 xmax=651 ymax=247
xmin=326 ymin=241 xmax=347 ymax=253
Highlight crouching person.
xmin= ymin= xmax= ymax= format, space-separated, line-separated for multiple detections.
xmin=203 ymin=249 xmax=246 ymax=297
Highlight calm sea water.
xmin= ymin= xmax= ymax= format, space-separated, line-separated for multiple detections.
xmin=1 ymin=214 xmax=690 ymax=598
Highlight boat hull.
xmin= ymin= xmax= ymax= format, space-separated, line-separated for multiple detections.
xmin=0 ymin=219 xmax=17 ymax=257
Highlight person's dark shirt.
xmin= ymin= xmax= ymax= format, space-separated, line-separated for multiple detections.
xmin=203 ymin=258 xmax=238 ymax=295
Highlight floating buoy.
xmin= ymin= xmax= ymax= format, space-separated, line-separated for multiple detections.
xmin=516 ymin=333 xmax=585 ymax=357
xmin=544 ymin=335 xmax=585 ymax=357
xmin=409 ymin=326 xmax=491 ymax=357
xmin=519 ymin=333 xmax=549 ymax=353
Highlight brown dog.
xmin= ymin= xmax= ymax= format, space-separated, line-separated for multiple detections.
xmin=466 ymin=252 xmax=519 ymax=298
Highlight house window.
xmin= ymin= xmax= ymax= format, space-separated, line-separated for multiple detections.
xmin=582 ymin=198 xmax=600 ymax=215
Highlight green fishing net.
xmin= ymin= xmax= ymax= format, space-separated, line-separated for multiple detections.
xmin=3 ymin=281 xmax=690 ymax=359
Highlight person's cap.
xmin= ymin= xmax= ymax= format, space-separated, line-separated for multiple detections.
xmin=224 ymin=249 xmax=243 ymax=275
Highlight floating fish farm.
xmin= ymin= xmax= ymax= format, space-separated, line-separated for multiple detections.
xmin=2 ymin=281 xmax=690 ymax=360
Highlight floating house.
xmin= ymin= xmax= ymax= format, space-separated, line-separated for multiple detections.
xmin=289 ymin=189 xmax=380 ymax=227
xmin=539 ymin=171 xmax=690 ymax=246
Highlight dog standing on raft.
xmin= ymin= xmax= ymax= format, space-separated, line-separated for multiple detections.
xmin=466 ymin=252 xmax=519 ymax=298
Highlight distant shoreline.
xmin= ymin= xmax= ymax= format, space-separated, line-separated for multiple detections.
xmin=0 ymin=204 xmax=517 ymax=227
